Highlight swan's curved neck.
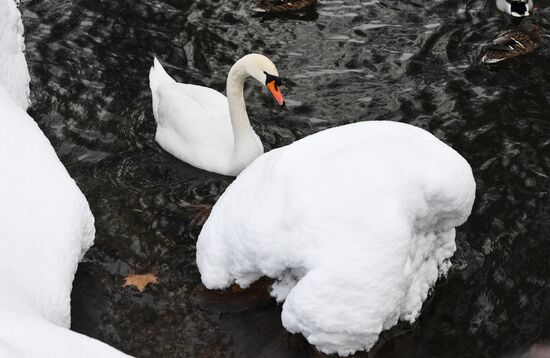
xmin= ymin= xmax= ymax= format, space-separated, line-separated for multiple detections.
xmin=226 ymin=59 xmax=259 ymax=163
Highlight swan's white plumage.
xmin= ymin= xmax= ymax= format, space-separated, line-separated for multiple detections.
xmin=149 ymin=55 xmax=279 ymax=176
xmin=149 ymin=57 xmax=176 ymax=119
xmin=197 ymin=121 xmax=476 ymax=356
xmin=150 ymin=61 xmax=236 ymax=174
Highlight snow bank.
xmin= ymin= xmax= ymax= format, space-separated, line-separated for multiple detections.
xmin=0 ymin=1 xmax=128 ymax=356
xmin=0 ymin=0 xmax=29 ymax=109
xmin=197 ymin=121 xmax=476 ymax=356
xmin=0 ymin=84 xmax=95 ymax=327
xmin=0 ymin=290 xmax=129 ymax=357
xmin=0 ymin=86 xmax=128 ymax=357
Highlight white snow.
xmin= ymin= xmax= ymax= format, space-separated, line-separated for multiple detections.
xmin=0 ymin=1 xmax=128 ymax=356
xmin=0 ymin=0 xmax=29 ymax=110
xmin=0 ymin=289 xmax=130 ymax=357
xmin=197 ymin=121 xmax=476 ymax=356
xmin=0 ymin=84 xmax=96 ymax=327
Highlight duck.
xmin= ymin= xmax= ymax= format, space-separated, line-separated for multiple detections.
xmin=149 ymin=54 xmax=285 ymax=176
xmin=253 ymin=0 xmax=317 ymax=14
xmin=196 ymin=120 xmax=476 ymax=355
xmin=496 ymin=0 xmax=533 ymax=17
xmin=482 ymin=18 xmax=541 ymax=64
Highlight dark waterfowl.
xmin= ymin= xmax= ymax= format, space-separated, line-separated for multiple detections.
xmin=482 ymin=18 xmax=542 ymax=64
xmin=253 ymin=0 xmax=317 ymax=14
xmin=496 ymin=0 xmax=534 ymax=17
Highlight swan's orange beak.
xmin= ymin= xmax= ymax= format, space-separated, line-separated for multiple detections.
xmin=267 ymin=81 xmax=284 ymax=106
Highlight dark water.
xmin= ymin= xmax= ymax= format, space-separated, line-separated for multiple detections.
xmin=21 ymin=0 xmax=550 ymax=356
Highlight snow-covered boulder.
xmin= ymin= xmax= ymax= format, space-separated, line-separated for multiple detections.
xmin=197 ymin=121 xmax=476 ymax=356
xmin=0 ymin=0 xmax=29 ymax=109
xmin=0 ymin=84 xmax=95 ymax=327
xmin=0 ymin=289 xmax=129 ymax=357
xmin=0 ymin=84 xmax=128 ymax=357
xmin=0 ymin=1 xmax=128 ymax=356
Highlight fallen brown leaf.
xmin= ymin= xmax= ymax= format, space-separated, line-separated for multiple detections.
xmin=123 ymin=273 xmax=159 ymax=292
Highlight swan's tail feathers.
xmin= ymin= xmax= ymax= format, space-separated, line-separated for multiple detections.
xmin=149 ymin=57 xmax=176 ymax=120
xmin=150 ymin=57 xmax=176 ymax=89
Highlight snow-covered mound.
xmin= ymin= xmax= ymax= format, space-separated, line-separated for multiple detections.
xmin=0 ymin=0 xmax=29 ymax=109
xmin=0 ymin=289 xmax=129 ymax=357
xmin=0 ymin=68 xmax=128 ymax=358
xmin=0 ymin=84 xmax=95 ymax=327
xmin=197 ymin=121 xmax=476 ymax=356
xmin=0 ymin=1 xmax=128 ymax=356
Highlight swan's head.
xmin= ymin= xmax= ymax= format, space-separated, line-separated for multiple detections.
xmin=240 ymin=54 xmax=285 ymax=106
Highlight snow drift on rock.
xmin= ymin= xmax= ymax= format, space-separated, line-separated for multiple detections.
xmin=0 ymin=84 xmax=95 ymax=328
xmin=0 ymin=0 xmax=29 ymax=109
xmin=0 ymin=70 xmax=128 ymax=358
xmin=0 ymin=1 xmax=129 ymax=355
xmin=197 ymin=121 xmax=476 ymax=356
xmin=0 ymin=289 xmax=130 ymax=357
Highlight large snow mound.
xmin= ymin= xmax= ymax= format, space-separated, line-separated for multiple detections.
xmin=0 ymin=84 xmax=95 ymax=327
xmin=0 ymin=289 xmax=129 ymax=357
xmin=0 ymin=0 xmax=30 ymax=109
xmin=0 ymin=1 xmax=129 ymax=355
xmin=197 ymin=121 xmax=476 ymax=356
xmin=0 ymin=77 xmax=129 ymax=358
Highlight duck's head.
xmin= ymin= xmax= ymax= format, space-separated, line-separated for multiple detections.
xmin=497 ymin=0 xmax=532 ymax=17
xmin=520 ymin=18 xmax=542 ymax=34
xmin=237 ymin=54 xmax=285 ymax=106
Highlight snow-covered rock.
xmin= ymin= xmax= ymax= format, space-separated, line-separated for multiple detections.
xmin=0 ymin=0 xmax=29 ymax=109
xmin=0 ymin=82 xmax=129 ymax=358
xmin=197 ymin=121 xmax=476 ymax=356
xmin=0 ymin=84 xmax=95 ymax=328
xmin=0 ymin=1 xmax=128 ymax=356
xmin=0 ymin=289 xmax=129 ymax=357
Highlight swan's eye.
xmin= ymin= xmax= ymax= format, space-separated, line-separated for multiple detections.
xmin=264 ymin=71 xmax=282 ymax=89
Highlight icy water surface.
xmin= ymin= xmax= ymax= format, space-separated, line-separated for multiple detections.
xmin=21 ymin=0 xmax=550 ymax=356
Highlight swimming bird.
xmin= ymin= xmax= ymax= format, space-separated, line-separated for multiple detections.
xmin=496 ymin=0 xmax=533 ymax=17
xmin=482 ymin=18 xmax=541 ymax=64
xmin=149 ymin=54 xmax=284 ymax=176
xmin=253 ymin=0 xmax=317 ymax=14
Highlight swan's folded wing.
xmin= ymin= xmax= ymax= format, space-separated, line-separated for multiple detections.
xmin=156 ymin=83 xmax=229 ymax=125
xmin=154 ymin=82 xmax=234 ymax=161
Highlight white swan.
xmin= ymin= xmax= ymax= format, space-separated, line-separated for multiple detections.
xmin=149 ymin=54 xmax=285 ymax=176
xmin=496 ymin=0 xmax=533 ymax=17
